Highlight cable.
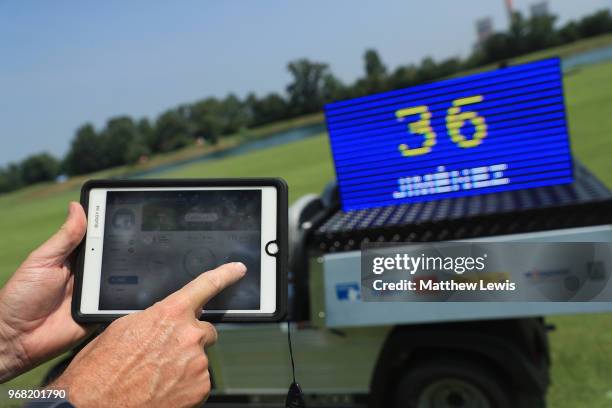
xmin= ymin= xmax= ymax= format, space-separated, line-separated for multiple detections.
xmin=287 ymin=320 xmax=296 ymax=384
xmin=285 ymin=320 xmax=305 ymax=408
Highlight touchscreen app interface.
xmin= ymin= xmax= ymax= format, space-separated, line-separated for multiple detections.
xmin=99 ymin=190 xmax=262 ymax=310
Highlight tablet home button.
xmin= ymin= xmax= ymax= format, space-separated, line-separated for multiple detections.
xmin=265 ymin=241 xmax=279 ymax=256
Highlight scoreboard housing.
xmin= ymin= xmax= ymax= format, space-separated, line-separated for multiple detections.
xmin=325 ymin=58 xmax=573 ymax=212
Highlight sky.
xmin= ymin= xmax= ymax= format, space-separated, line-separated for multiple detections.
xmin=0 ymin=0 xmax=610 ymax=166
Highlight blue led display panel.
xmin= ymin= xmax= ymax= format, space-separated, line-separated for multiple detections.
xmin=325 ymin=58 xmax=573 ymax=212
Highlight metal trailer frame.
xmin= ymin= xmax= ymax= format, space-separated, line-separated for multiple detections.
xmin=314 ymin=225 xmax=612 ymax=329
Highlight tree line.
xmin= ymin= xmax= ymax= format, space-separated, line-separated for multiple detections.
xmin=2 ymin=8 xmax=612 ymax=194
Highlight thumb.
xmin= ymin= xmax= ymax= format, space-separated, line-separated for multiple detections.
xmin=28 ymin=202 xmax=87 ymax=266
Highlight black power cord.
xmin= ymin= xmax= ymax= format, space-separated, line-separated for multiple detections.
xmin=285 ymin=321 xmax=305 ymax=408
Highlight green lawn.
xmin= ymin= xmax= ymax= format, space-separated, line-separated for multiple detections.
xmin=543 ymin=60 xmax=612 ymax=408
xmin=1 ymin=61 xmax=612 ymax=407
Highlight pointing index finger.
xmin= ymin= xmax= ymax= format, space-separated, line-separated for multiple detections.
xmin=177 ymin=262 xmax=247 ymax=315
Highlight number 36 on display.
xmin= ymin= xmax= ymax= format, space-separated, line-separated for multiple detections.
xmin=396 ymin=95 xmax=488 ymax=157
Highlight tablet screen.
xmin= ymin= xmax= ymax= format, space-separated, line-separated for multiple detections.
xmin=99 ymin=190 xmax=261 ymax=311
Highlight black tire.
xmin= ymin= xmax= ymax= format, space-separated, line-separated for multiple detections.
xmin=392 ymin=356 xmax=513 ymax=408
xmin=515 ymin=394 xmax=546 ymax=408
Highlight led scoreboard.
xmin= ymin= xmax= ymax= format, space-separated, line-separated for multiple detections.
xmin=325 ymin=58 xmax=573 ymax=212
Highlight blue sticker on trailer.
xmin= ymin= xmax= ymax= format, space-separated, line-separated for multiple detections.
xmin=324 ymin=57 xmax=573 ymax=212
xmin=335 ymin=282 xmax=361 ymax=301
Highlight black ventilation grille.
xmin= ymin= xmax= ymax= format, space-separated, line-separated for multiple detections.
xmin=312 ymin=163 xmax=611 ymax=253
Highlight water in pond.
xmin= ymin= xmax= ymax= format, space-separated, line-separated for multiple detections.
xmin=130 ymin=122 xmax=326 ymax=178
xmin=562 ymin=45 xmax=612 ymax=71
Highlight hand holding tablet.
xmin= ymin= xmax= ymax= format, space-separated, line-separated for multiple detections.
xmin=72 ymin=178 xmax=288 ymax=323
xmin=53 ymin=262 xmax=247 ymax=407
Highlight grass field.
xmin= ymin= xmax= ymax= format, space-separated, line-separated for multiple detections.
xmin=1 ymin=59 xmax=612 ymax=406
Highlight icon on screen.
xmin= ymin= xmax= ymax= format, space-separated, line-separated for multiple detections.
xmin=112 ymin=209 xmax=135 ymax=230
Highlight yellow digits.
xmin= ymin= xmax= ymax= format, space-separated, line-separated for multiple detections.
xmin=396 ymin=105 xmax=436 ymax=157
xmin=446 ymin=95 xmax=488 ymax=148
xmin=396 ymin=95 xmax=487 ymax=156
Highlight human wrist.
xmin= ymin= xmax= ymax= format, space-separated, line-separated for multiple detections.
xmin=0 ymin=313 xmax=28 ymax=383
xmin=50 ymin=373 xmax=102 ymax=408
xmin=47 ymin=376 xmax=77 ymax=406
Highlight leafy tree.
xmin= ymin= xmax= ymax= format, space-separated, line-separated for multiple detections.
xmin=137 ymin=118 xmax=155 ymax=152
xmin=363 ymin=49 xmax=388 ymax=93
xmin=19 ymin=153 xmax=60 ymax=184
xmin=476 ymin=9 xmax=612 ymax=66
xmin=0 ymin=163 xmax=23 ymax=193
xmin=481 ymin=32 xmax=514 ymax=63
xmin=321 ymin=73 xmax=347 ymax=104
xmin=389 ymin=64 xmax=418 ymax=89
xmin=124 ymin=142 xmax=151 ymax=165
xmin=100 ymin=116 xmax=141 ymax=167
xmin=479 ymin=12 xmax=530 ymax=64
xmin=525 ymin=14 xmax=559 ymax=51
xmin=578 ymin=9 xmax=612 ymax=38
xmin=220 ymin=94 xmax=250 ymax=134
xmin=558 ymin=21 xmax=580 ymax=43
xmin=416 ymin=57 xmax=441 ymax=82
xmin=286 ymin=59 xmax=330 ymax=115
xmin=189 ymin=98 xmax=224 ymax=145
xmin=438 ymin=58 xmax=462 ymax=76
xmin=153 ymin=109 xmax=191 ymax=152
xmin=63 ymin=124 xmax=105 ymax=175
xmin=508 ymin=11 xmax=528 ymax=54
xmin=245 ymin=92 xmax=288 ymax=126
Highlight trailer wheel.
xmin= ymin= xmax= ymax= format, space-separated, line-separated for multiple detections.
xmin=391 ymin=356 xmax=512 ymax=408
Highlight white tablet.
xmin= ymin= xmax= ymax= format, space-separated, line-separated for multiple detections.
xmin=72 ymin=179 xmax=287 ymax=323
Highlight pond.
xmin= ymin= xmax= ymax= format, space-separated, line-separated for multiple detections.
xmin=130 ymin=122 xmax=326 ymax=178
xmin=562 ymin=45 xmax=612 ymax=71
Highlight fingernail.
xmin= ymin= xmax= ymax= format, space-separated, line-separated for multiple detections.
xmin=233 ymin=262 xmax=247 ymax=274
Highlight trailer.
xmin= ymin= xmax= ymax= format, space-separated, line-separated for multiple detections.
xmin=196 ymin=159 xmax=612 ymax=408
xmin=44 ymin=58 xmax=612 ymax=408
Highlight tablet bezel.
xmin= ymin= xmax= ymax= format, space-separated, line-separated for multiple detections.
xmin=72 ymin=178 xmax=287 ymax=323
